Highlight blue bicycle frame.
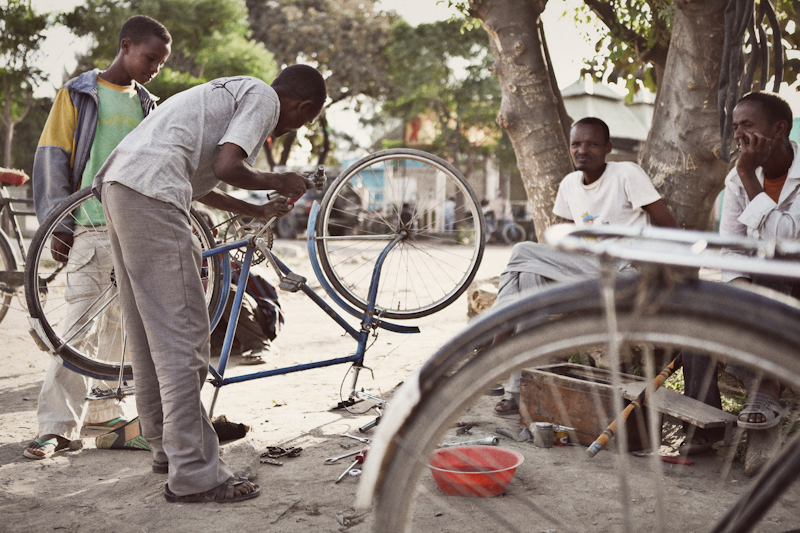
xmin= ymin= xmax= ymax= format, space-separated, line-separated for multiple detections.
xmin=202 ymin=202 xmax=420 ymax=415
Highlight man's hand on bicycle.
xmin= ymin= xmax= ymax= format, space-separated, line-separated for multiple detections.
xmin=271 ymin=171 xmax=314 ymax=200
xmin=51 ymin=232 xmax=73 ymax=263
xmin=257 ymin=196 xmax=294 ymax=220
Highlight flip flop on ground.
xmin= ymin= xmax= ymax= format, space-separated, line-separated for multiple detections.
xmin=163 ymin=476 xmax=261 ymax=503
xmin=23 ymin=435 xmax=72 ymax=460
xmin=83 ymin=417 xmax=129 ymax=430
xmin=737 ymin=392 xmax=789 ymax=430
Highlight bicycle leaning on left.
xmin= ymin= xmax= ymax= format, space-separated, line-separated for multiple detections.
xmin=0 ymin=168 xmax=46 ymax=324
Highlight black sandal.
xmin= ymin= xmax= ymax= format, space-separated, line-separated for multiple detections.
xmin=163 ymin=476 xmax=260 ymax=503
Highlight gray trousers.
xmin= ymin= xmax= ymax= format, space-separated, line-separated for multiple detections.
xmin=102 ymin=183 xmax=231 ymax=496
xmin=496 ymin=242 xmax=632 ymax=393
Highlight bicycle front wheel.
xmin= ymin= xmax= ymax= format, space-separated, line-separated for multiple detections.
xmin=25 ymin=188 xmax=223 ymax=380
xmin=316 ymin=149 xmax=485 ymax=319
xmin=366 ymin=275 xmax=800 ymax=532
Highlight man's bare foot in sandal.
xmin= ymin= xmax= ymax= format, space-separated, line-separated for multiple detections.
xmin=494 ymin=393 xmax=520 ymax=417
xmin=23 ymin=434 xmax=76 ymax=460
xmin=738 ymin=380 xmax=788 ymax=430
xmin=163 ymin=476 xmax=261 ymax=503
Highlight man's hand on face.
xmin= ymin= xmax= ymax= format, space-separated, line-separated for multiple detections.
xmin=257 ymin=196 xmax=294 ymax=220
xmin=271 ymin=172 xmax=314 ymax=200
xmin=737 ymin=130 xmax=773 ymax=174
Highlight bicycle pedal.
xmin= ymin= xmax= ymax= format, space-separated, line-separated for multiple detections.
xmin=279 ymin=273 xmax=306 ymax=292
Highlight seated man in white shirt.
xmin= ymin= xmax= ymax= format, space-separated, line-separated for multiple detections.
xmin=493 ymin=117 xmax=678 ymax=416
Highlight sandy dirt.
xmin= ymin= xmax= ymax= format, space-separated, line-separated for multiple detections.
xmin=0 ymin=242 xmax=798 ymax=533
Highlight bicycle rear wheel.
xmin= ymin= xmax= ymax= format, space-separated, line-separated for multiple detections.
xmin=315 ymin=149 xmax=485 ymax=319
xmin=0 ymin=231 xmax=17 ymax=324
xmin=365 ymin=274 xmax=800 ymax=532
xmin=25 ymin=188 xmax=223 ymax=380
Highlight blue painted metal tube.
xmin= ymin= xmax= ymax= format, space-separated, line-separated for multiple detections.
xmin=202 ymin=238 xmax=249 ymax=258
xmin=216 ymin=354 xmax=363 ymax=385
xmin=212 ymin=245 xmax=254 ymax=379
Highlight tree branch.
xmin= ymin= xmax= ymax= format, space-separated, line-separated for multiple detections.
xmin=582 ymin=0 xmax=670 ymax=70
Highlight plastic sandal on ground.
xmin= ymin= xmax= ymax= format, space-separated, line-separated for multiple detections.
xmin=163 ymin=476 xmax=261 ymax=503
xmin=737 ymin=392 xmax=789 ymax=430
xmin=23 ymin=436 xmax=73 ymax=460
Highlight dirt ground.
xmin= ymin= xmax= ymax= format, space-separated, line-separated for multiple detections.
xmin=0 ymin=243 xmax=798 ymax=533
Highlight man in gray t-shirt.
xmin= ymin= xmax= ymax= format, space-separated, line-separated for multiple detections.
xmin=93 ymin=65 xmax=327 ymax=504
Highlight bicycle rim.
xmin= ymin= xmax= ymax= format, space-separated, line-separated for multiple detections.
xmin=316 ymin=149 xmax=485 ymax=319
xmin=25 ymin=188 xmax=223 ymax=380
xmin=0 ymin=231 xmax=17 ymax=324
xmin=367 ymin=276 xmax=800 ymax=532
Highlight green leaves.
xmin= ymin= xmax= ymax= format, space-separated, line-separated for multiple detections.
xmin=62 ymin=0 xmax=277 ymax=100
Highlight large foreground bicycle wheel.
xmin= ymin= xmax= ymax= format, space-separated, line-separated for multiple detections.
xmin=365 ymin=275 xmax=800 ymax=532
xmin=26 ymin=188 xmax=223 ymax=380
xmin=316 ymin=149 xmax=485 ymax=319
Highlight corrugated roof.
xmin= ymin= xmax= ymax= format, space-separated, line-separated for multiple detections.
xmin=561 ymin=78 xmax=652 ymax=142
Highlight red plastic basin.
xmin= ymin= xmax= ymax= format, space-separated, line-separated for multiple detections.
xmin=428 ymin=445 xmax=525 ymax=497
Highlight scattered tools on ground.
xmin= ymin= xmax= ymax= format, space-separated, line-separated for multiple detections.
xmin=325 ymin=450 xmax=362 ymax=464
xmin=260 ymin=446 xmax=302 ymax=466
xmin=440 ymin=437 xmax=500 ymax=447
xmin=335 ymin=447 xmax=369 ymax=483
xmin=341 ymin=433 xmax=371 ymax=444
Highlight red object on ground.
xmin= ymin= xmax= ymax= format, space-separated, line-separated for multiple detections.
xmin=429 ymin=445 xmax=525 ymax=497
xmin=0 ymin=169 xmax=29 ymax=186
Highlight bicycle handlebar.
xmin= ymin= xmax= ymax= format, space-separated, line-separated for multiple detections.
xmin=285 ymin=165 xmax=326 ymax=205
xmin=544 ymin=223 xmax=800 ymax=280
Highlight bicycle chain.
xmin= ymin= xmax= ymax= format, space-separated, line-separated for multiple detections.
xmin=260 ymin=446 xmax=302 ymax=466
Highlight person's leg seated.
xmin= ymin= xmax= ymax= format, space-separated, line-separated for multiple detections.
xmin=680 ymin=351 xmax=725 ymax=454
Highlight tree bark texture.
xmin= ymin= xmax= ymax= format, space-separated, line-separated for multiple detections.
xmin=471 ymin=0 xmax=573 ymax=242
xmin=641 ymin=0 xmax=732 ymax=230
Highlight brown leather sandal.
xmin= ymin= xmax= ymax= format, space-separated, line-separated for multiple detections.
xmin=163 ymin=476 xmax=261 ymax=503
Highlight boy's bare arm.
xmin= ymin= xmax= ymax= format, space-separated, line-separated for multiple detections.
xmin=642 ymin=199 xmax=679 ymax=228
xmin=197 ymin=189 xmax=293 ymax=221
xmin=213 ymin=142 xmax=312 ymax=199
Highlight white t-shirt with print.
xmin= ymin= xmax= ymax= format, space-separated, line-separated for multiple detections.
xmin=552 ymin=161 xmax=662 ymax=227
xmin=94 ymin=76 xmax=279 ymax=217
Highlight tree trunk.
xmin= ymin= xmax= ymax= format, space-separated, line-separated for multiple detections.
xmin=470 ymin=0 xmax=573 ymax=242
xmin=640 ymin=0 xmax=731 ymax=230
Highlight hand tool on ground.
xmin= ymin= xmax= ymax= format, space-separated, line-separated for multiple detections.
xmin=440 ymin=437 xmax=500 ymax=447
xmin=341 ymin=433 xmax=371 ymax=444
xmin=587 ymin=353 xmax=683 ymax=458
xmin=325 ymin=449 xmax=362 ymax=464
xmin=335 ymin=447 xmax=368 ymax=483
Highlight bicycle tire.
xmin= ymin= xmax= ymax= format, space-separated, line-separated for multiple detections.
xmin=0 ymin=230 xmax=17 ymax=324
xmin=315 ymin=149 xmax=485 ymax=319
xmin=501 ymin=221 xmax=526 ymax=244
xmin=25 ymin=188 xmax=223 ymax=380
xmin=365 ymin=275 xmax=800 ymax=532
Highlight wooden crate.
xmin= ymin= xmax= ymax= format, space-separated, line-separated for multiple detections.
xmin=520 ymin=364 xmax=658 ymax=451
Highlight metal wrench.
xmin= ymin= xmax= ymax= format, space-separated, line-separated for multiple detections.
xmin=341 ymin=433 xmax=371 ymax=444
xmin=325 ymin=449 xmax=361 ymax=464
